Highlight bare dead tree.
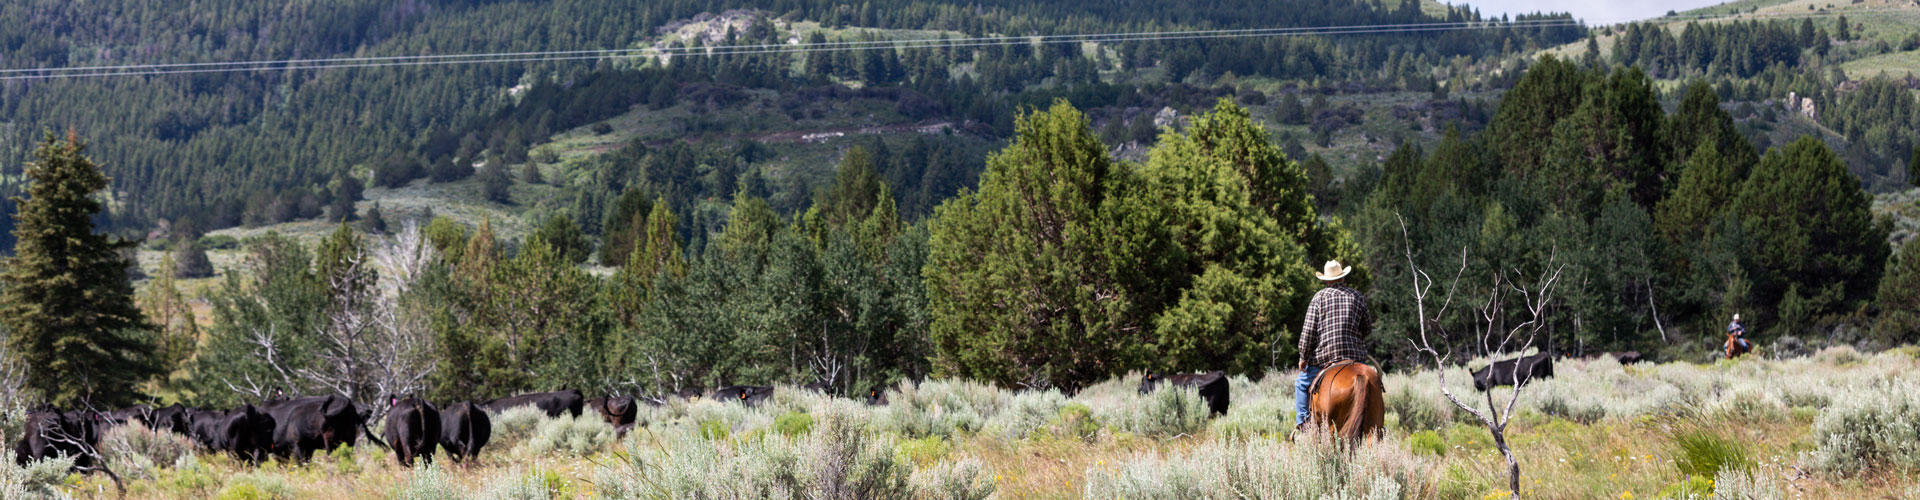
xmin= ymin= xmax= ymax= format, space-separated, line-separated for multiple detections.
xmin=227 ymin=223 xmax=437 ymax=421
xmin=1398 ymin=215 xmax=1564 ymax=497
xmin=30 ymin=408 xmax=127 ymax=498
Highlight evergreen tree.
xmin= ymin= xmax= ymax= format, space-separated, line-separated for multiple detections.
xmin=327 ymin=174 xmax=364 ymax=223
xmin=480 ymin=156 xmax=513 ymax=204
xmin=1733 ymin=137 xmax=1887 ymax=332
xmin=1872 ymin=237 xmax=1920 ymax=346
xmin=360 ymin=202 xmax=389 ymax=234
xmin=1128 ymin=100 xmax=1324 ymax=373
xmin=1 ymin=132 xmax=160 ymax=406
xmin=925 ymin=101 xmax=1136 ymax=389
xmin=1835 ymin=15 xmax=1851 ymax=41
xmin=528 ymin=214 xmax=591 ymax=265
xmin=173 ymin=238 xmax=216 ymax=278
xmin=1909 ymin=147 xmax=1918 ymax=187
xmin=626 ymin=199 xmax=685 ymax=284
xmin=141 ymin=253 xmax=200 ymax=373
xmin=521 ymin=163 xmax=543 ymax=185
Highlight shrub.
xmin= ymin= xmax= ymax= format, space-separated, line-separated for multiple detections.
xmin=1083 ymin=431 xmax=1436 ymax=499
xmin=526 ymin=414 xmax=615 ymax=457
xmin=154 ymin=454 xmax=219 ymax=498
xmin=1712 ymin=466 xmax=1786 ymax=500
xmin=1387 ymin=385 xmax=1445 ymax=431
xmin=478 ymin=467 xmax=567 ymax=500
xmin=895 ymin=436 xmax=951 ymax=466
xmin=598 ymin=410 xmax=910 ymax=499
xmin=775 ymin=411 xmax=815 ymax=437
xmin=911 ymin=458 xmax=995 ymax=500
xmin=699 ymin=419 xmax=731 ymax=440
xmin=1209 ymin=396 xmax=1290 ymax=440
xmin=806 ymin=412 xmax=912 ymax=499
xmin=488 ymin=406 xmax=547 ymax=453
xmin=1 ymin=456 xmax=76 ymax=500
xmin=982 ymin=389 xmax=1068 ymax=440
xmin=1114 ymin=387 xmax=1208 ymax=437
xmin=1049 ymin=403 xmax=1101 ymax=442
xmin=213 ymin=473 xmax=297 ymax=500
xmin=1407 ymin=430 xmax=1445 ymax=457
xmin=101 ymin=422 xmax=196 ymax=480
xmin=1808 ymin=377 xmax=1920 ymax=473
xmin=872 ymin=379 xmax=1006 ymax=439
xmin=1656 ymin=475 xmax=1714 ymax=499
xmin=390 ymin=462 xmax=467 ymax=500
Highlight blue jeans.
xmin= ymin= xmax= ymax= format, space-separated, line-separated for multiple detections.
xmin=1294 ymin=365 xmax=1322 ymax=426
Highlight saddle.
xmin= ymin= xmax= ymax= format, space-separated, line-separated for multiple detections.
xmin=1307 ymin=359 xmax=1361 ymax=400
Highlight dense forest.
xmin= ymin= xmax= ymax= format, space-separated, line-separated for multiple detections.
xmin=0 ymin=0 xmax=1583 ymax=249
xmin=0 ymin=1 xmax=1916 ymax=410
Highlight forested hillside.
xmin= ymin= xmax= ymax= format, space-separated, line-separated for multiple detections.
xmin=0 ymin=0 xmax=1915 ymax=403
xmin=0 ymin=0 xmax=1582 ymax=250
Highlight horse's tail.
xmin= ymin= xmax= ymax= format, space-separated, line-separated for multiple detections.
xmin=1341 ymin=364 xmax=1379 ymax=443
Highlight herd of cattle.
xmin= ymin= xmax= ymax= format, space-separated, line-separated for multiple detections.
xmin=9 ymin=383 xmax=900 ymax=471
xmin=15 ymin=352 xmax=1644 ymax=472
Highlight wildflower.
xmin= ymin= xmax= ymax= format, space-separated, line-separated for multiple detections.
xmin=1619 ymin=491 xmax=1633 ymax=499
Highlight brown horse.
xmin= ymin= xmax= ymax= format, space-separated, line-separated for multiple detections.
xmin=1308 ymin=361 xmax=1385 ymax=442
xmin=1725 ymin=333 xmax=1751 ymax=359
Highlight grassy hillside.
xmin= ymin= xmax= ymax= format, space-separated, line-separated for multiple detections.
xmin=25 ymin=348 xmax=1920 ymax=499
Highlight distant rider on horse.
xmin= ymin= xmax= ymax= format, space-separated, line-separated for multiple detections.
xmin=1295 ymin=260 xmax=1372 ymax=431
xmin=1727 ymin=313 xmax=1750 ymax=352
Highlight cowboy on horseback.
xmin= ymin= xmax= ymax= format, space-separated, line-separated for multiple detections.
xmin=1295 ymin=260 xmax=1373 ymax=431
xmin=1727 ymin=314 xmax=1749 ymax=350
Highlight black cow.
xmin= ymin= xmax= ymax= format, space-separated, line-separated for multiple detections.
xmin=801 ymin=381 xmax=832 ymax=394
xmin=587 ymin=396 xmax=637 ymax=436
xmin=713 ymin=386 xmax=773 ymax=406
xmin=105 ymin=404 xmax=153 ymax=428
xmin=216 ymin=404 xmax=275 ymax=464
xmin=149 ymin=403 xmax=195 ymax=436
xmin=1608 ymin=351 xmax=1645 ymax=364
xmin=482 ymin=390 xmax=584 ymax=418
xmin=383 ymin=397 xmax=441 ymax=467
xmin=438 ymin=401 xmax=491 ymax=463
xmin=1472 ymin=353 xmax=1555 ymax=391
xmin=862 ymin=387 xmax=890 ymax=406
xmin=13 ymin=408 xmax=105 ymax=470
xmin=1139 ymin=371 xmax=1231 ymax=416
xmin=261 ymin=395 xmax=364 ymax=461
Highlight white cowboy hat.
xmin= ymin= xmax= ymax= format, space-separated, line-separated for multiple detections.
xmin=1733 ymin=313 xmax=1741 ymax=321
xmin=1315 ymin=260 xmax=1351 ymax=281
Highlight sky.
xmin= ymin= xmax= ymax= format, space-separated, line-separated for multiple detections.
xmin=1454 ymin=0 xmax=1732 ymax=25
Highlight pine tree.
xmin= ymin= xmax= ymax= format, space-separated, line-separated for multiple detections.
xmin=1 ymin=132 xmax=160 ymax=406
xmin=1872 ymin=237 xmax=1920 ymax=345
xmin=480 ymin=155 xmax=513 ymax=204
xmin=528 ymin=214 xmax=591 ymax=264
xmin=173 ymin=238 xmax=216 ymax=278
xmin=1733 ymin=137 xmax=1887 ymax=332
xmin=327 ymin=174 xmax=363 ymax=222
xmin=521 ymin=163 xmax=543 ymax=185
xmin=1909 ymin=147 xmax=1918 ymax=187
xmin=925 ymin=100 xmax=1135 ymax=389
xmin=360 ymin=202 xmax=389 ymax=234
xmin=141 ymin=253 xmax=200 ymax=371
xmin=627 ymin=199 xmax=685 ymax=284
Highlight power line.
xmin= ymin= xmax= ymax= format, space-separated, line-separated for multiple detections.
xmin=0 ymin=7 xmax=1906 ymax=81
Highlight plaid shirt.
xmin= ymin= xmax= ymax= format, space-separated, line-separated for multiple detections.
xmin=1299 ymin=285 xmax=1372 ymax=367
